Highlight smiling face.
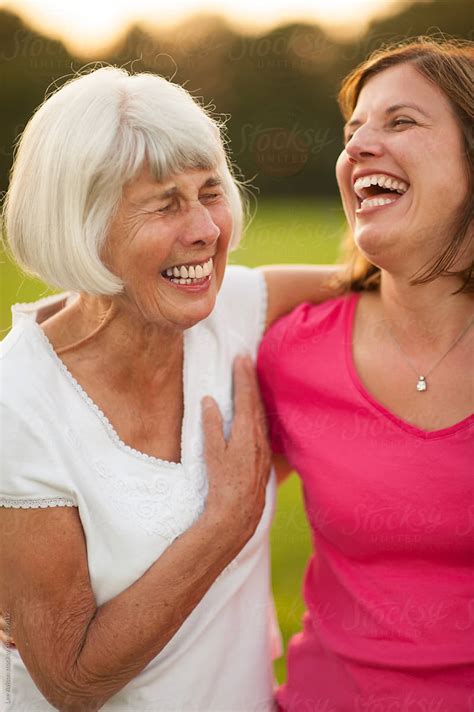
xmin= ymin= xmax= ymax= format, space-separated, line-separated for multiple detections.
xmin=103 ymin=165 xmax=233 ymax=331
xmin=336 ymin=64 xmax=470 ymax=276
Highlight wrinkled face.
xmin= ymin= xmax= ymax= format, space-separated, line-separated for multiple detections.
xmin=336 ymin=64 xmax=469 ymax=273
xmin=103 ymin=165 xmax=233 ymax=331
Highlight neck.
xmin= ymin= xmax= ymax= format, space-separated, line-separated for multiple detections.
xmin=65 ymin=294 xmax=184 ymax=381
xmin=378 ymin=271 xmax=473 ymax=346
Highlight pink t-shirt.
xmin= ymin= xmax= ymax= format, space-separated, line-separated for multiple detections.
xmin=257 ymin=294 xmax=474 ymax=712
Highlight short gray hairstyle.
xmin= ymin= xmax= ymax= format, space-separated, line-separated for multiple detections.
xmin=3 ymin=67 xmax=245 ymax=295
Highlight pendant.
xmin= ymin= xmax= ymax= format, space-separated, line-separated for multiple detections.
xmin=416 ymin=376 xmax=427 ymax=392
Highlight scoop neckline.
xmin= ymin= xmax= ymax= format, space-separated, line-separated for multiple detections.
xmin=28 ymin=316 xmax=190 ymax=471
xmin=345 ymin=292 xmax=474 ymax=440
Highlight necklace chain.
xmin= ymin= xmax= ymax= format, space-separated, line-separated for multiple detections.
xmin=385 ymin=317 xmax=473 ymax=392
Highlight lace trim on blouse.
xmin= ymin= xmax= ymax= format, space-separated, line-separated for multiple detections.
xmin=11 ymin=269 xmax=267 ymax=477
xmin=0 ymin=496 xmax=76 ymax=509
xmin=31 ymin=321 xmax=188 ymax=470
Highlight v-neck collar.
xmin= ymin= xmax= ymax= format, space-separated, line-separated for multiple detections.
xmin=345 ymin=292 xmax=474 ymax=441
xmin=16 ymin=293 xmax=196 ymax=470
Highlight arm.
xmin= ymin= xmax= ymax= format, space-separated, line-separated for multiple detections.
xmin=262 ymin=264 xmax=343 ymax=328
xmin=273 ymin=454 xmax=292 ymax=485
xmin=0 ymin=358 xmax=270 ymax=712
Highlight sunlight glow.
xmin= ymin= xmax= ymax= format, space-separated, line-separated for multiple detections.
xmin=0 ymin=0 xmax=400 ymax=55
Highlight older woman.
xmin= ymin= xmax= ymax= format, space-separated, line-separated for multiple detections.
xmin=0 ymin=68 xmax=339 ymax=711
xmin=258 ymin=39 xmax=473 ymax=710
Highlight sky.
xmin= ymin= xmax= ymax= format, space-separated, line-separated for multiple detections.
xmin=0 ymin=0 xmax=403 ymax=55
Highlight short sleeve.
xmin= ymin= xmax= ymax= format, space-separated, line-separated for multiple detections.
xmin=0 ymin=402 xmax=77 ymax=509
xmin=214 ymin=266 xmax=268 ymax=357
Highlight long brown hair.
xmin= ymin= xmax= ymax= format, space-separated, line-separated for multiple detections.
xmin=336 ymin=37 xmax=473 ymax=293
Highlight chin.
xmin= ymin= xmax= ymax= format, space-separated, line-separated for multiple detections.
xmin=180 ymin=297 xmax=217 ymax=329
xmin=354 ymin=223 xmax=400 ymax=264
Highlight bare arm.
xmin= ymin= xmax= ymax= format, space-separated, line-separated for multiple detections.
xmin=273 ymin=454 xmax=293 ymax=484
xmin=262 ymin=264 xmax=343 ymax=328
xmin=0 ymin=358 xmax=270 ymax=712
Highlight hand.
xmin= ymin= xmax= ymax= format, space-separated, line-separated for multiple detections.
xmin=0 ymin=613 xmax=15 ymax=647
xmin=201 ymin=355 xmax=271 ymax=552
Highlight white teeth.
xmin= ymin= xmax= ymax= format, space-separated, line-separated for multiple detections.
xmin=165 ymin=257 xmax=213 ymax=282
xmin=359 ymin=196 xmax=397 ymax=210
xmin=353 ymin=174 xmax=409 ymax=197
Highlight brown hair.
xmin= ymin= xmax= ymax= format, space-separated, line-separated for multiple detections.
xmin=336 ymin=37 xmax=473 ymax=294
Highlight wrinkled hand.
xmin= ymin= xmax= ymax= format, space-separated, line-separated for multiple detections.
xmin=202 ymin=356 xmax=271 ymax=551
xmin=0 ymin=613 xmax=15 ymax=647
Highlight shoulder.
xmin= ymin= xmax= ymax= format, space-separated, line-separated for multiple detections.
xmin=1 ymin=317 xmax=58 ymax=439
xmin=1 ymin=322 xmax=44 ymax=426
xmin=1 ymin=320 xmax=78 ymax=508
xmin=1 ymin=319 xmax=37 ymax=390
xmin=206 ymin=265 xmax=267 ymax=354
xmin=2 ymin=293 xmax=72 ymax=396
xmin=260 ymin=293 xmax=357 ymax=354
xmin=217 ymin=265 xmax=266 ymax=311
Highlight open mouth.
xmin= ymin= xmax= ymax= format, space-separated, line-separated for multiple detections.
xmin=354 ymin=173 xmax=409 ymax=213
xmin=161 ymin=257 xmax=213 ymax=285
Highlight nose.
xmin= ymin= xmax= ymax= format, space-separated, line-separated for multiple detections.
xmin=344 ymin=124 xmax=384 ymax=164
xmin=180 ymin=202 xmax=220 ymax=246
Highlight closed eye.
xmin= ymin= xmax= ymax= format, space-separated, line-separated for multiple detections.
xmin=200 ymin=192 xmax=222 ymax=204
xmin=391 ymin=117 xmax=416 ymax=129
xmin=156 ymin=198 xmax=180 ymax=214
xmin=343 ymin=116 xmax=417 ymax=144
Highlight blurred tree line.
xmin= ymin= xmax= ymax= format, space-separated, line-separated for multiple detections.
xmin=0 ymin=0 xmax=472 ymax=199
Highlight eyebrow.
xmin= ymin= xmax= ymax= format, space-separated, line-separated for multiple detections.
xmin=344 ymin=103 xmax=431 ymax=131
xmin=135 ymin=175 xmax=223 ymax=207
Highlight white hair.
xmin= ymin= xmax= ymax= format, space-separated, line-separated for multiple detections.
xmin=3 ymin=66 xmax=244 ymax=295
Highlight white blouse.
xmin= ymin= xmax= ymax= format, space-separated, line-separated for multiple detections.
xmin=0 ymin=265 xmax=279 ymax=711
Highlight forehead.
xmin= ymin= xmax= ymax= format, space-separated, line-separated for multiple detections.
xmin=353 ymin=64 xmax=453 ymax=118
xmin=123 ymin=165 xmax=221 ymax=204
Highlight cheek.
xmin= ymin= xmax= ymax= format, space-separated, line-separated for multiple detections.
xmin=441 ymin=152 xmax=470 ymax=208
xmin=214 ymin=204 xmax=234 ymax=249
xmin=336 ymin=151 xmax=356 ymax=226
xmin=336 ymin=151 xmax=353 ymax=197
xmin=335 ymin=150 xmax=349 ymax=189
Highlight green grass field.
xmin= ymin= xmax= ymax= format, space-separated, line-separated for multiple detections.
xmin=1 ymin=197 xmax=345 ymax=682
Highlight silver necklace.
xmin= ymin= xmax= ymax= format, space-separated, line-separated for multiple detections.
xmin=385 ymin=317 xmax=473 ymax=392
